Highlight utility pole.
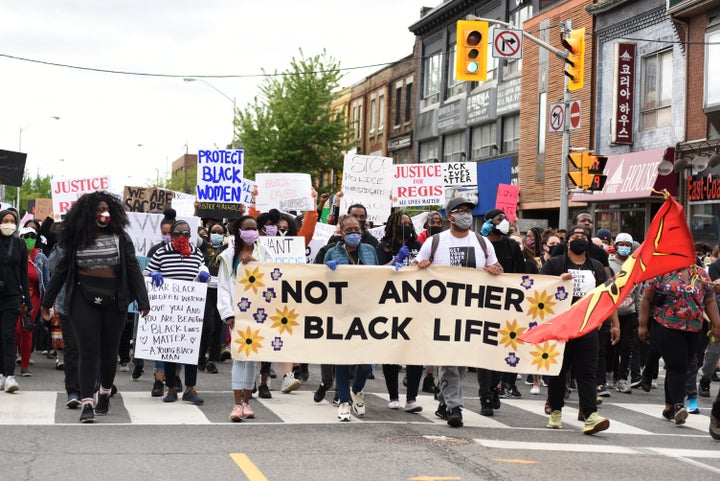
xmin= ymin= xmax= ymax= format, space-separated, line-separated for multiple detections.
xmin=558 ymin=20 xmax=572 ymax=229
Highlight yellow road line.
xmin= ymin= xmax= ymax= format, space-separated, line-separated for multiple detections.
xmin=491 ymin=458 xmax=538 ymax=464
xmin=229 ymin=453 xmax=269 ymax=481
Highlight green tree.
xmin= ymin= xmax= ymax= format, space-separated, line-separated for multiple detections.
xmin=235 ymin=49 xmax=352 ymax=188
xmin=164 ymin=164 xmax=197 ymax=194
xmin=3 ymin=172 xmax=54 ymax=216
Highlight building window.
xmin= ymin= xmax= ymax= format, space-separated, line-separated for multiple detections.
xmin=394 ymin=85 xmax=402 ymax=127
xmin=471 ymin=123 xmax=497 ymax=159
xmin=405 ymin=82 xmax=413 ymax=123
xmin=351 ymin=103 xmax=362 ymax=141
xmin=447 ymin=47 xmax=464 ymax=98
xmin=641 ymin=49 xmax=672 ymax=129
xmin=706 ymin=27 xmax=720 ymax=108
xmin=504 ymin=4 xmax=533 ymax=77
xmin=393 ymin=149 xmax=409 ymax=164
xmin=378 ymin=94 xmax=385 ymax=134
xmin=370 ymin=97 xmax=376 ymax=136
xmin=538 ymin=92 xmax=547 ymax=154
xmin=502 ymin=115 xmax=520 ymax=152
xmin=423 ymin=52 xmax=442 ymax=107
xmin=442 ymin=132 xmax=465 ymax=163
xmin=419 ymin=140 xmax=439 ymax=163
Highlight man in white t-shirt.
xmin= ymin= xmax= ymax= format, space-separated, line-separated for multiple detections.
xmin=415 ymin=197 xmax=503 ymax=427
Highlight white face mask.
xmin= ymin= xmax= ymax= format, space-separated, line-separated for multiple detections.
xmin=0 ymin=224 xmax=17 ymax=236
xmin=496 ymin=219 xmax=510 ymax=235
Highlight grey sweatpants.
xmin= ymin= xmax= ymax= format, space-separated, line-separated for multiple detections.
xmin=701 ymin=341 xmax=720 ymax=380
xmin=438 ymin=366 xmax=466 ymax=410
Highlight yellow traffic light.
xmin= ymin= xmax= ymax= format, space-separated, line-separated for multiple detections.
xmin=456 ymin=20 xmax=489 ymax=82
xmin=561 ymin=28 xmax=585 ymax=91
xmin=567 ymin=151 xmax=607 ymax=191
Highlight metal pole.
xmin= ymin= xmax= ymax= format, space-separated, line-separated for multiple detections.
xmin=558 ymin=20 xmax=572 ymax=230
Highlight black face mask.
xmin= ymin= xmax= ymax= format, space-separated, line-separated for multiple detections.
xmin=569 ymin=239 xmax=589 ymax=254
xmin=329 ymin=235 xmax=344 ymax=244
xmin=398 ymin=225 xmax=415 ymax=242
xmin=429 ymin=225 xmax=443 ymax=236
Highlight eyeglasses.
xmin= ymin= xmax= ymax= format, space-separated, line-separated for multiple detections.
xmin=450 ymin=208 xmax=473 ymax=214
xmin=172 ymin=230 xmax=191 ymax=238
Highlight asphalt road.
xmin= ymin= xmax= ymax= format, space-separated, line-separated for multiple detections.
xmin=2 ymin=354 xmax=720 ymax=481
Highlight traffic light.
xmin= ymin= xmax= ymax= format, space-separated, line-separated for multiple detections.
xmin=561 ymin=27 xmax=585 ymax=91
xmin=456 ymin=20 xmax=489 ymax=82
xmin=567 ymin=151 xmax=607 ymax=191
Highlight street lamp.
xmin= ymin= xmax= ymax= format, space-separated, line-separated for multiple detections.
xmin=183 ymin=78 xmax=237 ymax=146
xmin=17 ymin=116 xmax=60 ymax=210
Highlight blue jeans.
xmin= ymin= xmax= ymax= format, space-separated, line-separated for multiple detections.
xmin=231 ymin=360 xmax=257 ymax=391
xmin=335 ymin=364 xmax=371 ymax=404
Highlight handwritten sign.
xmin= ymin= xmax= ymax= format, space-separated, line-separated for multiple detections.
xmin=135 ymin=278 xmax=207 ymax=364
xmin=392 ymin=163 xmax=445 ymax=207
xmin=126 ymin=212 xmax=200 ymax=257
xmin=442 ymin=162 xmax=478 ymax=187
xmin=255 ymin=173 xmax=313 ymax=212
xmin=341 ymin=154 xmax=393 ymax=224
xmin=0 ymin=149 xmax=27 ymax=187
xmin=258 ymin=236 xmax=307 ymax=264
xmin=495 ymin=183 xmax=520 ymax=222
xmin=33 ymin=198 xmax=53 ymax=220
xmin=195 ymin=177 xmax=254 ymax=219
xmin=51 ymin=176 xmax=111 ymax=220
xmin=195 ymin=149 xmax=244 ymax=204
xmin=123 ymin=186 xmax=194 ymax=213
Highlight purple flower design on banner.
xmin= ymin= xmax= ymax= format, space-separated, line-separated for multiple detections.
xmin=271 ymin=337 xmax=284 ymax=351
xmin=263 ymin=287 xmax=277 ymax=303
xmin=504 ymin=352 xmax=520 ymax=367
xmin=236 ymin=298 xmax=251 ymax=312
xmin=270 ymin=268 xmax=283 ymax=281
xmin=520 ymin=276 xmax=534 ymax=290
xmin=528 ymin=321 xmax=538 ymax=330
xmin=555 ymin=286 xmax=569 ymax=301
xmin=253 ymin=308 xmax=267 ymax=324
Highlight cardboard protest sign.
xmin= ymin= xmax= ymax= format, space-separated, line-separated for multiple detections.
xmin=34 ymin=198 xmax=53 ymax=220
xmin=255 ymin=173 xmax=313 ymax=212
xmin=0 ymin=149 xmax=27 ymax=187
xmin=51 ymin=176 xmax=111 ymax=220
xmin=340 ymin=154 xmax=393 ymax=224
xmin=195 ymin=149 xmax=244 ymax=204
xmin=135 ymin=278 xmax=207 ymax=364
xmin=495 ymin=183 xmax=520 ymax=222
xmin=258 ymin=236 xmax=306 ymax=264
xmin=123 ymin=186 xmax=193 ymax=213
xmin=230 ymin=262 xmax=569 ymax=372
xmin=392 ymin=163 xmax=444 ymax=207
xmin=126 ymin=212 xmax=200 ymax=257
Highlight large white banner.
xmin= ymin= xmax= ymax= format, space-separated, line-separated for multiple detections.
xmin=135 ymin=278 xmax=208 ymax=364
xmin=340 ymin=154 xmax=393 ymax=225
xmin=229 ymin=262 xmax=569 ymax=373
xmin=51 ymin=176 xmax=111 ymax=220
xmin=255 ymin=173 xmax=313 ymax=212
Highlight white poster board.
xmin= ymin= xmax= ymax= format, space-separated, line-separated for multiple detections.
xmin=258 ymin=236 xmax=306 ymax=263
xmin=135 ymin=278 xmax=207 ymax=364
xmin=195 ymin=149 xmax=244 ymax=204
xmin=51 ymin=176 xmax=111 ymax=220
xmin=307 ymin=222 xmax=336 ymax=264
xmin=255 ymin=173 xmax=313 ymax=212
xmin=126 ymin=212 xmax=200 ymax=258
xmin=340 ymin=154 xmax=393 ymax=225
xmin=442 ymin=162 xmax=478 ymax=187
xmin=392 ymin=163 xmax=445 ymax=207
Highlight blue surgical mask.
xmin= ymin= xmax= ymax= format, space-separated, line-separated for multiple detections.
xmin=210 ymin=233 xmax=223 ymax=245
xmin=161 ymin=234 xmax=172 ymax=244
xmin=344 ymin=233 xmax=362 ymax=247
xmin=617 ymin=246 xmax=632 ymax=257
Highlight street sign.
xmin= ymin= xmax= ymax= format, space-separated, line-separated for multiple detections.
xmin=492 ymin=28 xmax=523 ymax=59
xmin=549 ymin=102 xmax=565 ymax=133
xmin=568 ymin=99 xmax=581 ymax=130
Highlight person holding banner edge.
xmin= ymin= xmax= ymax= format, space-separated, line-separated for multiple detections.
xmin=40 ymin=192 xmax=150 ymax=423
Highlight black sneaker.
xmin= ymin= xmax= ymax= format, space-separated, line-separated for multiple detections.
xmin=66 ymin=393 xmax=81 ymax=409
xmin=496 ymin=386 xmax=508 ymax=399
xmin=712 ymin=369 xmax=720 ymax=382
xmin=300 ymin=364 xmax=310 ymax=382
xmin=198 ymin=357 xmax=207 ymax=372
xmin=175 ymin=377 xmax=183 ymax=393
xmin=597 ymin=385 xmax=611 ymax=397
xmin=434 ymin=403 xmax=448 ymax=420
xmin=630 ymin=376 xmax=642 ymax=388
xmin=710 ymin=400 xmax=720 ymax=440
xmin=131 ymin=365 xmax=144 ymax=381
xmin=492 ymin=389 xmax=501 ymax=409
xmin=421 ymin=375 xmax=435 ymax=394
xmin=314 ymin=383 xmax=328 ymax=403
xmin=80 ymin=403 xmax=95 ymax=423
xmin=95 ymin=393 xmax=110 ymax=415
xmin=220 ymin=350 xmax=231 ymax=362
xmin=700 ymin=378 xmax=711 ymax=398
xmin=110 ymin=384 xmax=117 ymax=397
xmin=269 ymin=369 xmax=277 ymax=379
xmin=182 ymin=388 xmax=204 ymax=405
xmin=508 ymin=385 xmax=522 ymax=399
xmin=163 ymin=388 xmax=178 ymax=403
xmin=480 ymin=396 xmax=494 ymax=416
xmin=151 ymin=380 xmax=164 ymax=397
xmin=258 ymin=384 xmax=272 ymax=399
xmin=447 ymin=406 xmax=463 ymax=427
xmin=206 ymin=362 xmax=218 ymax=374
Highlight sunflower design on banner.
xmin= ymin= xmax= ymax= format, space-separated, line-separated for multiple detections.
xmin=529 ymin=341 xmax=561 ymax=372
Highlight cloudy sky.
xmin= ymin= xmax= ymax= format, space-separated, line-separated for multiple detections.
xmin=0 ymin=0 xmax=435 ymax=193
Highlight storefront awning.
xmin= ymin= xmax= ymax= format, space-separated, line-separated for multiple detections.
xmin=572 ymin=148 xmax=677 ymax=202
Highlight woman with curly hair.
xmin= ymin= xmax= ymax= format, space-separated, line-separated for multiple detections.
xmin=41 ymin=191 xmax=150 ymax=423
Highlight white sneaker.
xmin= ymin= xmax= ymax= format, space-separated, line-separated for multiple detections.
xmin=4 ymin=376 xmax=19 ymax=393
xmin=388 ymin=400 xmax=400 ymax=409
xmin=350 ymin=390 xmax=365 ymax=417
xmin=615 ymin=379 xmax=632 ymax=394
xmin=530 ymin=385 xmax=541 ymax=395
xmin=338 ymin=402 xmax=351 ymax=421
xmin=119 ymin=363 xmax=130 ymax=372
xmin=0 ymin=374 xmax=5 ymax=391
xmin=404 ymin=401 xmax=423 ymax=413
xmin=281 ymin=372 xmax=301 ymax=393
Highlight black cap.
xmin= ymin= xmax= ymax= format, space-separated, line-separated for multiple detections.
xmin=567 ymin=225 xmax=589 ymax=239
xmin=445 ymin=197 xmax=476 ymax=214
xmin=484 ymin=209 xmax=505 ymax=221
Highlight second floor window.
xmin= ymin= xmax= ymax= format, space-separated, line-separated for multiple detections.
xmin=502 ymin=115 xmax=520 ymax=152
xmin=641 ymin=49 xmax=672 ymax=129
xmin=423 ymin=52 xmax=442 ymax=107
xmin=471 ymin=123 xmax=497 ymax=159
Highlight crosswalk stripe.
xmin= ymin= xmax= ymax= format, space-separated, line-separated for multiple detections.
xmin=0 ymin=391 xmax=56 ymax=425
xmin=501 ymin=399 xmax=653 ymax=435
xmin=413 ymin=394 xmax=510 ymax=428
xmin=120 ymin=392 xmax=211 ymax=424
xmin=475 ymin=438 xmax=638 ymax=454
xmin=614 ymin=403 xmax=711 ymax=432
xmin=255 ymin=391 xmax=342 ymax=423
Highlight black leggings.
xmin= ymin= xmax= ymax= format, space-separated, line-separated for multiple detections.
xmin=382 ymin=364 xmax=422 ymax=402
xmin=70 ymin=276 xmax=125 ymax=399
xmin=548 ymin=330 xmax=599 ymax=417
xmin=199 ymin=288 xmax=223 ymax=363
xmin=652 ymin=321 xmax=702 ymax=406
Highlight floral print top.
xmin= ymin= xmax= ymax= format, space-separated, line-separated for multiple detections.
xmin=645 ymin=266 xmax=713 ymax=332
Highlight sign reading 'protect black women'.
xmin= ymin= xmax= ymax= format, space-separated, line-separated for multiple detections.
xmin=195 ymin=149 xmax=244 ymax=204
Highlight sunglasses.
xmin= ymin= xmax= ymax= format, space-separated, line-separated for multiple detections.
xmin=172 ymin=230 xmax=191 ymax=238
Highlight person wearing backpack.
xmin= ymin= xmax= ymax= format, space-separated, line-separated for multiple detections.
xmin=415 ymin=197 xmax=504 ymax=428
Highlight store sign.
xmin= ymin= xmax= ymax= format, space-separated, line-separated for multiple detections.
xmin=687 ymin=169 xmax=720 ymax=202
xmin=611 ymin=42 xmax=635 ymax=145
xmin=466 ymin=88 xmax=497 ymax=125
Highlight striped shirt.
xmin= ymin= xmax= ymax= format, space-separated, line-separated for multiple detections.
xmin=147 ymin=243 xmax=204 ymax=281
xmin=76 ymin=234 xmax=120 ymax=270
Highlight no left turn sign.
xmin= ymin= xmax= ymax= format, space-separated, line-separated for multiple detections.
xmin=492 ymin=28 xmax=523 ymax=59
xmin=549 ymin=102 xmax=565 ymax=133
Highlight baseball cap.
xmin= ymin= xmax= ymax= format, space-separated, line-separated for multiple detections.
xmin=615 ymin=233 xmax=633 ymax=244
xmin=596 ymin=228 xmax=612 ymax=242
xmin=445 ymin=197 xmax=476 ymax=214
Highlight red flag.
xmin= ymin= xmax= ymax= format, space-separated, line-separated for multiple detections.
xmin=520 ymin=195 xmax=695 ymax=343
